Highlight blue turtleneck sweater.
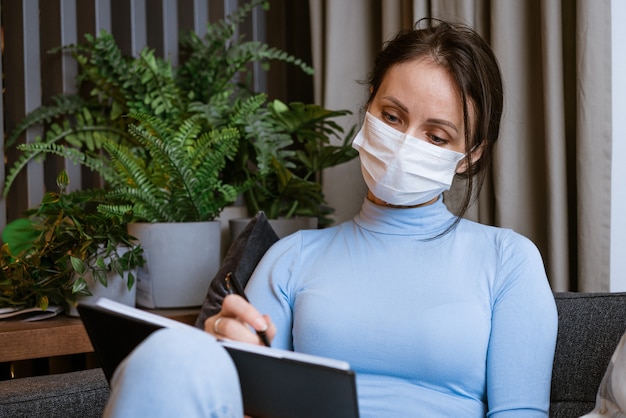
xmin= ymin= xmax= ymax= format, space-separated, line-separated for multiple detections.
xmin=246 ymin=196 xmax=557 ymax=417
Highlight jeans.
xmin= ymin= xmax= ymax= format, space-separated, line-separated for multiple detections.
xmin=103 ymin=327 xmax=243 ymax=418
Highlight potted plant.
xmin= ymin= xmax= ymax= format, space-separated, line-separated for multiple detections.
xmin=0 ymin=171 xmax=143 ymax=315
xmin=2 ymin=0 xmax=315 ymax=308
xmin=259 ymin=99 xmax=357 ymax=227
xmin=3 ymin=0 xmax=311 ymax=195
xmin=12 ymin=107 xmax=265 ymax=308
xmin=229 ymin=99 xmax=358 ymax=239
xmin=97 ymin=110 xmax=249 ymax=308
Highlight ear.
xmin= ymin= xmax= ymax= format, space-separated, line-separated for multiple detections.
xmin=456 ymin=142 xmax=485 ymax=174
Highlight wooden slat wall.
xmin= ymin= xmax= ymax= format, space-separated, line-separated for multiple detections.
xmin=0 ymin=0 xmax=269 ymax=233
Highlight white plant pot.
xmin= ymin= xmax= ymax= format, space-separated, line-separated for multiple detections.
xmin=216 ymin=205 xmax=249 ymax=260
xmin=67 ymin=248 xmax=137 ymax=317
xmin=128 ymin=221 xmax=221 ymax=309
xmin=229 ymin=216 xmax=318 ymax=242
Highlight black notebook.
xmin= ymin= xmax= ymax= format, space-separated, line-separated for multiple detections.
xmin=77 ymin=298 xmax=360 ymax=418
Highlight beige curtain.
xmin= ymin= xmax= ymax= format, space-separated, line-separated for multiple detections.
xmin=309 ymin=0 xmax=612 ymax=292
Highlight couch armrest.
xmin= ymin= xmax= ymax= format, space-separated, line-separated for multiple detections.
xmin=0 ymin=368 xmax=109 ymax=418
xmin=550 ymin=292 xmax=626 ymax=418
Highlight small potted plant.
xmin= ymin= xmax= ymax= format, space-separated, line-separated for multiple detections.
xmin=0 ymin=171 xmax=143 ymax=315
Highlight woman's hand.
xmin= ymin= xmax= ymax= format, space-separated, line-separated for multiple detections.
xmin=204 ymin=294 xmax=276 ymax=346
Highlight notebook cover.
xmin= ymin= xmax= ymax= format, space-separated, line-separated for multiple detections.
xmin=77 ymin=299 xmax=359 ymax=418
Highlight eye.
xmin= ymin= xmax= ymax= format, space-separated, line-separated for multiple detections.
xmin=427 ymin=133 xmax=448 ymax=146
xmin=381 ymin=111 xmax=400 ymax=125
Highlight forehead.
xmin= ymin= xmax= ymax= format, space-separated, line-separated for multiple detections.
xmin=379 ymin=58 xmax=460 ymax=107
xmin=375 ymin=58 xmax=473 ymax=135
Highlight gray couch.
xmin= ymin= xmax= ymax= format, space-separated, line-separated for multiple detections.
xmin=549 ymin=292 xmax=626 ymax=417
xmin=1 ymin=292 xmax=625 ymax=417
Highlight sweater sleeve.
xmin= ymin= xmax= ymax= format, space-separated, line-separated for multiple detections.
xmin=486 ymin=232 xmax=558 ymax=417
xmin=244 ymin=232 xmax=303 ymax=351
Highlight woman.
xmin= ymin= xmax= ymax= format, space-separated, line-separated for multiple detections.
xmin=105 ymin=19 xmax=557 ymax=417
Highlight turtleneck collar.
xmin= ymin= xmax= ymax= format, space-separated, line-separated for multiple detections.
xmin=353 ymin=195 xmax=457 ymax=237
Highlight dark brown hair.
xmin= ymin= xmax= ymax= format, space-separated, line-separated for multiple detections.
xmin=365 ymin=18 xmax=503 ymax=221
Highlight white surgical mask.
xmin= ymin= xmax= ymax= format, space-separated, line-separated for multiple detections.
xmin=352 ymin=112 xmax=465 ymax=206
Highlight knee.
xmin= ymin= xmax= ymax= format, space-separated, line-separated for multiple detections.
xmin=119 ymin=327 xmax=232 ymax=377
xmin=106 ymin=328 xmax=243 ymax=417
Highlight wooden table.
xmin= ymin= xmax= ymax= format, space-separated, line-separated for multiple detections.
xmin=0 ymin=309 xmax=199 ymax=363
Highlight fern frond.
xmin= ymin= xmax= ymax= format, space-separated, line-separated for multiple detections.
xmin=102 ymin=141 xmax=169 ymax=202
xmin=4 ymin=94 xmax=89 ymax=148
xmin=97 ymin=204 xmax=134 ymax=218
xmin=205 ymin=0 xmax=268 ymax=47
xmin=70 ymin=31 xmax=133 ymax=112
xmin=2 ymin=118 xmax=129 ymax=196
xmin=14 ymin=142 xmax=117 ymax=184
xmin=255 ymin=43 xmax=314 ymax=75
xmin=186 ymin=127 xmax=241 ymax=220
xmin=126 ymin=114 xmax=180 ymax=176
xmin=229 ymin=93 xmax=267 ymax=124
xmin=125 ymin=113 xmax=193 ymax=193
xmin=103 ymin=186 xmax=174 ymax=223
xmin=229 ymin=94 xmax=292 ymax=174
xmin=126 ymin=49 xmax=183 ymax=119
xmin=176 ymin=0 xmax=312 ymax=105
xmin=228 ymin=41 xmax=314 ymax=79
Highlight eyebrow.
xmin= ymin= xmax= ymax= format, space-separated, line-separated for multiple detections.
xmin=381 ymin=95 xmax=459 ymax=134
xmin=382 ymin=96 xmax=409 ymax=113
xmin=426 ymin=118 xmax=459 ymax=134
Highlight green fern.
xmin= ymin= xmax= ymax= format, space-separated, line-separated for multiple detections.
xmin=177 ymin=0 xmax=313 ymax=104
xmin=96 ymin=112 xmax=244 ymax=222
xmin=3 ymin=0 xmax=336 ymax=225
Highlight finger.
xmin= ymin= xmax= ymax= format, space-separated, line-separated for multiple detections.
xmin=221 ymin=294 xmax=269 ymax=332
xmin=262 ymin=314 xmax=277 ymax=341
xmin=204 ymin=295 xmax=275 ymax=345
xmin=210 ymin=316 xmax=265 ymax=345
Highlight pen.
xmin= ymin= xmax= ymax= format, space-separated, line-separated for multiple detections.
xmin=224 ymin=272 xmax=271 ymax=347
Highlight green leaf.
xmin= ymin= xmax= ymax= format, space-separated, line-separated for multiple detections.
xmin=271 ymin=99 xmax=289 ymax=114
xmin=1 ymin=218 xmax=40 ymax=255
xmin=126 ymin=271 xmax=135 ymax=291
xmin=72 ymin=277 xmax=88 ymax=294
xmin=95 ymin=256 xmax=106 ymax=270
xmin=94 ymin=270 xmax=107 ymax=287
xmin=70 ymin=256 xmax=87 ymax=274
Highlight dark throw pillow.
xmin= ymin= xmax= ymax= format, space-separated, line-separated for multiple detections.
xmin=194 ymin=211 xmax=279 ymax=328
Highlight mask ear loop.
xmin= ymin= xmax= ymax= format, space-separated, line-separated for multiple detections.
xmin=465 ymin=142 xmax=481 ymax=158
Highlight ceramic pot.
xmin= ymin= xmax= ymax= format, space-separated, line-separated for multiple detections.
xmin=128 ymin=221 xmax=221 ymax=308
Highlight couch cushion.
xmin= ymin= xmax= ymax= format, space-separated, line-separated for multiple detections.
xmin=550 ymin=292 xmax=626 ymax=418
xmin=0 ymin=368 xmax=109 ymax=418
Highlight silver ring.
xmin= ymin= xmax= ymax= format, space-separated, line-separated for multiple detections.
xmin=213 ymin=317 xmax=224 ymax=335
